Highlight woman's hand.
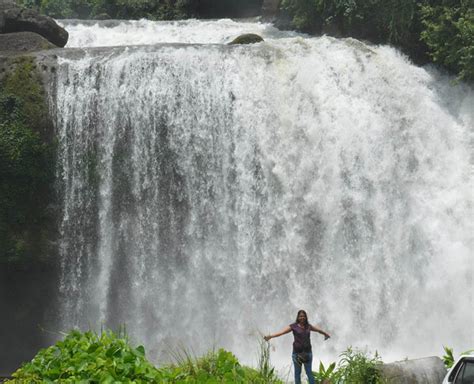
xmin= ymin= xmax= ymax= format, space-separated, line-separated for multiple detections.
xmin=264 ymin=326 xmax=291 ymax=341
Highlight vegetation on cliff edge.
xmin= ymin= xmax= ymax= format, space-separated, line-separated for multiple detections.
xmin=281 ymin=0 xmax=473 ymax=81
xmin=16 ymin=0 xmax=264 ymax=20
xmin=0 ymin=56 xmax=56 ymax=264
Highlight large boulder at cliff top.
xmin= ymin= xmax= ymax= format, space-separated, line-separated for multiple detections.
xmin=0 ymin=31 xmax=56 ymax=52
xmin=229 ymin=33 xmax=264 ymax=45
xmin=0 ymin=0 xmax=68 ymax=47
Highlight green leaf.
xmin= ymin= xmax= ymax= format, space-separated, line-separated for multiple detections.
xmin=135 ymin=345 xmax=145 ymax=356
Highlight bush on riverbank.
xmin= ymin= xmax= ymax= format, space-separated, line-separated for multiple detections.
xmin=420 ymin=1 xmax=473 ymax=81
xmin=15 ymin=0 xmax=191 ymax=20
xmin=15 ymin=0 xmax=263 ymax=20
xmin=5 ymin=329 xmax=283 ymax=383
xmin=280 ymin=0 xmax=473 ymax=81
xmin=313 ymin=347 xmax=385 ymax=384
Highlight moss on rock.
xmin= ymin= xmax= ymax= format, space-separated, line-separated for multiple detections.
xmin=228 ymin=33 xmax=264 ymax=45
xmin=0 ymin=54 xmax=56 ymax=264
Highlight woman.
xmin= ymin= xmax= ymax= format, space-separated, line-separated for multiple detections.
xmin=264 ymin=310 xmax=330 ymax=384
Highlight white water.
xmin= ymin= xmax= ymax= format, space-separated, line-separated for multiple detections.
xmin=60 ymin=18 xmax=299 ymax=47
xmin=53 ymin=19 xmax=473 ymax=370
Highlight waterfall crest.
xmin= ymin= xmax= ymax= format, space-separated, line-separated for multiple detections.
xmin=53 ymin=20 xmax=473 ymax=365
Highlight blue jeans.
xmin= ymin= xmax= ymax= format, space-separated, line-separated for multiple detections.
xmin=292 ymin=352 xmax=315 ymax=384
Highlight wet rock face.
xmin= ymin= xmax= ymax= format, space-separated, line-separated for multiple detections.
xmin=0 ymin=0 xmax=68 ymax=47
xmin=379 ymin=356 xmax=447 ymax=384
xmin=228 ymin=33 xmax=264 ymax=45
xmin=0 ymin=31 xmax=57 ymax=52
xmin=261 ymin=0 xmax=280 ymax=19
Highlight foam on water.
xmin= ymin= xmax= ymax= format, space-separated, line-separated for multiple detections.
xmin=60 ymin=18 xmax=299 ymax=47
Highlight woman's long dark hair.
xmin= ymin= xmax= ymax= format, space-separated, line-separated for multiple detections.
xmin=295 ymin=310 xmax=309 ymax=327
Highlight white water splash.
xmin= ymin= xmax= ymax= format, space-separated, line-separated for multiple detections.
xmin=60 ymin=18 xmax=299 ymax=47
xmin=53 ymin=20 xmax=473 ymax=369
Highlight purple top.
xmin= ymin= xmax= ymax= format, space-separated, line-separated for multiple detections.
xmin=290 ymin=323 xmax=312 ymax=353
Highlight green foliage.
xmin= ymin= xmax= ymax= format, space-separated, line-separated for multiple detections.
xmin=109 ymin=0 xmax=189 ymax=20
xmin=0 ymin=57 xmax=55 ymax=264
xmin=18 ymin=0 xmax=195 ymax=20
xmin=256 ymin=339 xmax=280 ymax=383
xmin=6 ymin=329 xmax=163 ymax=383
xmin=443 ymin=345 xmax=455 ymax=368
xmin=163 ymin=347 xmax=283 ymax=383
xmin=313 ymin=360 xmax=337 ymax=383
xmin=40 ymin=0 xmax=75 ymax=18
xmin=312 ymin=347 xmax=384 ymax=384
xmin=334 ymin=347 xmax=384 ymax=384
xmin=280 ymin=0 xmax=473 ymax=81
xmin=16 ymin=0 xmax=41 ymax=10
xmin=442 ymin=346 xmax=474 ymax=369
xmin=420 ymin=1 xmax=474 ymax=81
xmin=281 ymin=0 xmax=416 ymax=43
xmin=6 ymin=329 xmax=284 ymax=383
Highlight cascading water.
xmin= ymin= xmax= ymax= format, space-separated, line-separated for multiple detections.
xmin=53 ymin=19 xmax=473 ymax=368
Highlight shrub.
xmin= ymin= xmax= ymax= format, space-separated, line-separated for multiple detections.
xmin=280 ymin=0 xmax=473 ymax=81
xmin=280 ymin=0 xmax=417 ymax=43
xmin=6 ymin=329 xmax=163 ymax=383
xmin=6 ymin=329 xmax=284 ymax=383
xmin=442 ymin=346 xmax=474 ymax=369
xmin=312 ymin=347 xmax=384 ymax=384
xmin=313 ymin=360 xmax=337 ymax=383
xmin=335 ymin=347 xmax=384 ymax=384
xmin=17 ymin=0 xmax=193 ymax=19
xmin=420 ymin=0 xmax=474 ymax=81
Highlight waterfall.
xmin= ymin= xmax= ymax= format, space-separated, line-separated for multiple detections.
xmin=53 ymin=19 xmax=473 ymax=366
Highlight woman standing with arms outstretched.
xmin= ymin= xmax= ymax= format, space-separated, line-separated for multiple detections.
xmin=264 ymin=310 xmax=331 ymax=384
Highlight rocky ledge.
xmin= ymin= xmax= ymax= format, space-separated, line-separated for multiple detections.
xmin=0 ymin=0 xmax=68 ymax=52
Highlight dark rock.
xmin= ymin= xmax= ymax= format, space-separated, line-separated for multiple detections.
xmin=197 ymin=0 xmax=262 ymax=18
xmin=273 ymin=8 xmax=293 ymax=31
xmin=261 ymin=0 xmax=280 ymax=21
xmin=93 ymin=13 xmax=111 ymax=20
xmin=0 ymin=31 xmax=57 ymax=52
xmin=0 ymin=0 xmax=68 ymax=47
xmin=229 ymin=33 xmax=264 ymax=45
xmin=379 ymin=356 xmax=447 ymax=384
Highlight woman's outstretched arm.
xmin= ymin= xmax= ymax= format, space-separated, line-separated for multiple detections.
xmin=264 ymin=326 xmax=291 ymax=341
xmin=310 ymin=324 xmax=331 ymax=340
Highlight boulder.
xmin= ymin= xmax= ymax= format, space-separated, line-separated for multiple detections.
xmin=229 ymin=33 xmax=264 ymax=45
xmin=0 ymin=0 xmax=68 ymax=47
xmin=379 ymin=356 xmax=447 ymax=384
xmin=0 ymin=31 xmax=57 ymax=52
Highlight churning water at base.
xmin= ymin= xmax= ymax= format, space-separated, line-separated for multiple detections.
xmin=53 ymin=19 xmax=473 ymax=367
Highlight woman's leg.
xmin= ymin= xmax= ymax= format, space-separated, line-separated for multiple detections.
xmin=292 ymin=353 xmax=302 ymax=384
xmin=303 ymin=353 xmax=315 ymax=384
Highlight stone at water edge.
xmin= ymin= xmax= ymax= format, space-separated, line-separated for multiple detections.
xmin=0 ymin=31 xmax=57 ymax=52
xmin=379 ymin=356 xmax=447 ymax=384
xmin=228 ymin=33 xmax=264 ymax=45
xmin=0 ymin=0 xmax=68 ymax=47
xmin=261 ymin=0 xmax=280 ymax=20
